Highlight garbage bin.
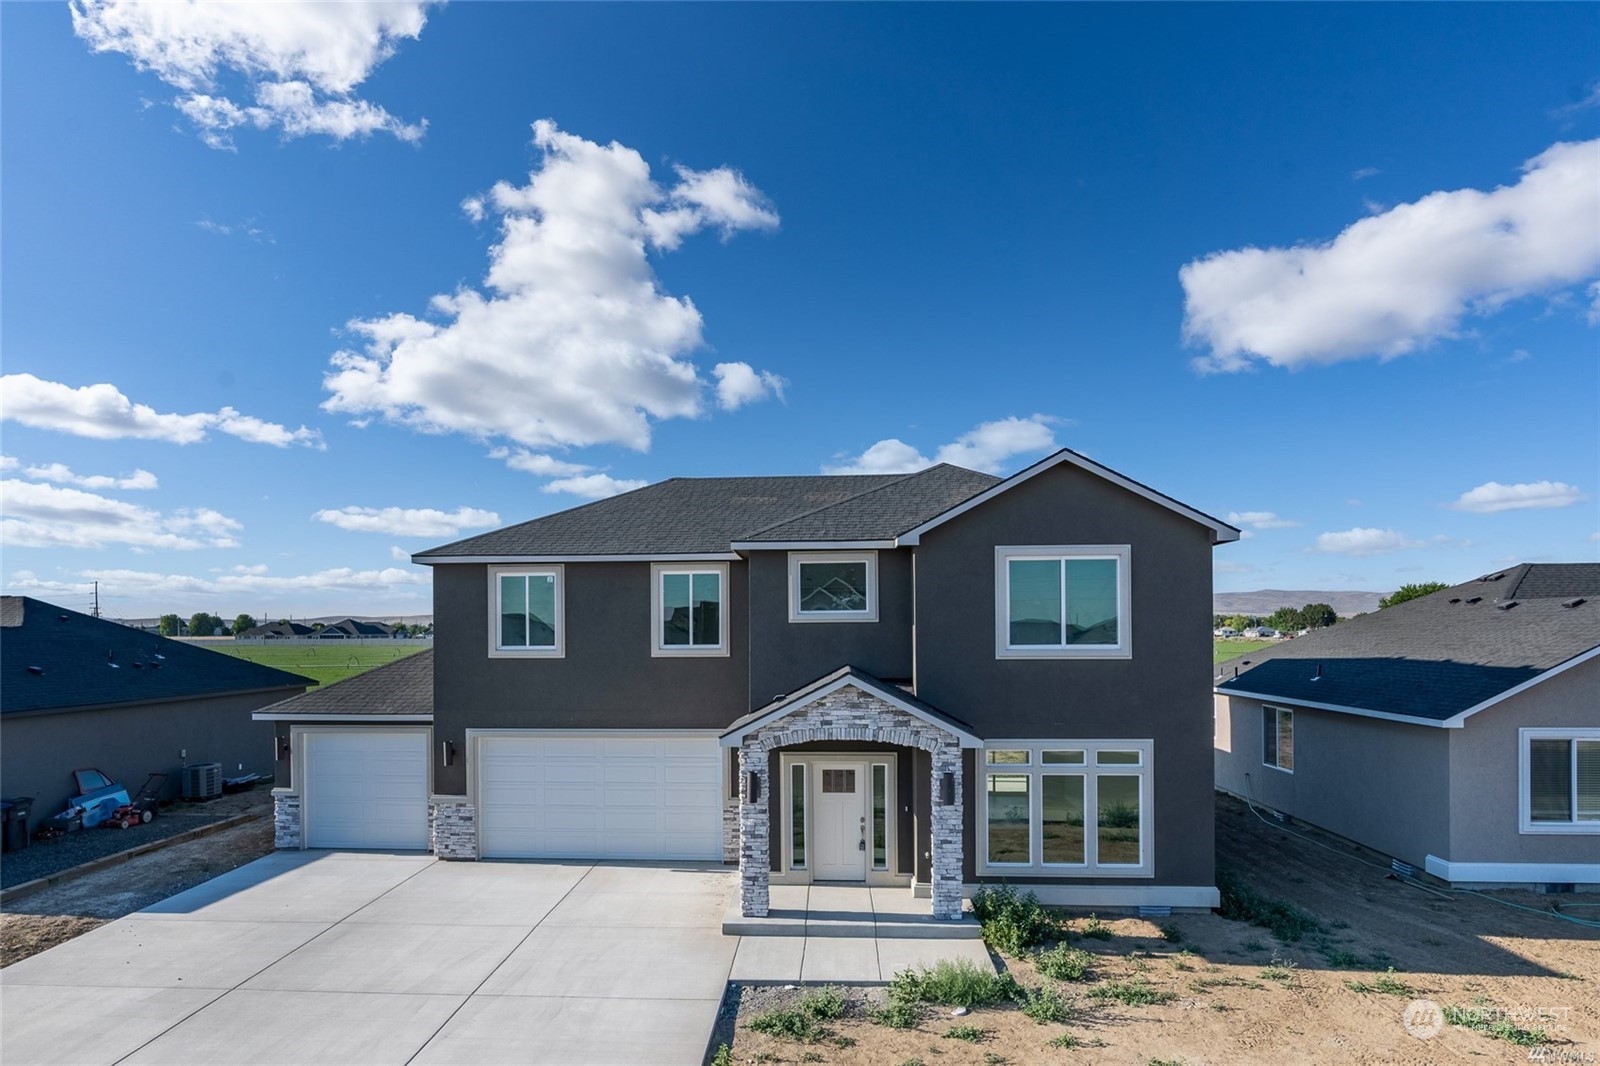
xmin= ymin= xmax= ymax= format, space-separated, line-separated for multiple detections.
xmin=1 ymin=797 xmax=32 ymax=852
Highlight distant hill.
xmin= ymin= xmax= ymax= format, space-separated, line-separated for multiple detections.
xmin=1213 ymin=590 xmax=1382 ymax=618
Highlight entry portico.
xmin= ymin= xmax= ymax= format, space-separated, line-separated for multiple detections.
xmin=720 ymin=667 xmax=982 ymax=921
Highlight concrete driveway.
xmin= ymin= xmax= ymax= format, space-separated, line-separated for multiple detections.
xmin=0 ymin=851 xmax=736 ymax=1066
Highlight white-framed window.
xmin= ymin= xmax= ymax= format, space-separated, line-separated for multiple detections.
xmin=488 ymin=565 xmax=564 ymax=658
xmin=651 ymin=562 xmax=729 ymax=657
xmin=788 ymin=551 xmax=878 ymax=622
xmin=1520 ymin=728 xmax=1600 ymax=834
xmin=994 ymin=545 xmax=1131 ymax=659
xmin=1262 ymin=705 xmax=1294 ymax=773
xmin=978 ymin=740 xmax=1153 ymax=877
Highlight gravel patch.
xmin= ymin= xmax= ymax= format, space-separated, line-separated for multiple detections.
xmin=1 ymin=790 xmax=268 ymax=889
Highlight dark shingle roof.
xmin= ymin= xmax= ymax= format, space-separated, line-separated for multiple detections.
xmin=1 ymin=597 xmax=312 ymax=716
xmin=416 ymin=465 xmax=1001 ymax=558
xmin=254 ymin=649 xmax=433 ymax=718
xmin=1215 ymin=564 xmax=1600 ymax=722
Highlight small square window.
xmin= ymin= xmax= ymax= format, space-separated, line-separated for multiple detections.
xmin=789 ymin=552 xmax=878 ymax=622
xmin=822 ymin=769 xmax=856 ymax=793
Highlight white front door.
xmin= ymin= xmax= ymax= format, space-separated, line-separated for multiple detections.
xmin=813 ymin=762 xmax=867 ymax=880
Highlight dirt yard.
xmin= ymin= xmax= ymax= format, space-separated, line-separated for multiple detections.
xmin=1 ymin=792 xmax=276 ymax=967
xmin=725 ymin=795 xmax=1600 ymax=1065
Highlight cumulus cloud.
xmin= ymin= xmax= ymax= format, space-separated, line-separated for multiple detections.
xmin=1226 ymin=510 xmax=1300 ymax=530
xmin=713 ymin=362 xmax=786 ymax=411
xmin=1 ymin=479 xmax=241 ymax=550
xmin=1183 ymin=139 xmax=1600 ymax=372
xmin=0 ymin=374 xmax=324 ymax=449
xmin=70 ymin=0 xmax=430 ymax=149
xmin=1310 ymin=527 xmax=1424 ymax=556
xmin=21 ymin=462 xmax=158 ymax=490
xmin=5 ymin=564 xmax=429 ymax=607
xmin=487 ymin=448 xmax=589 ymax=478
xmin=312 ymin=505 xmax=500 ymax=537
xmin=1448 ymin=480 xmax=1589 ymax=514
xmin=322 ymin=121 xmax=781 ymax=454
xmin=824 ymin=415 xmax=1058 ymax=476
xmin=543 ymin=473 xmax=649 ymax=499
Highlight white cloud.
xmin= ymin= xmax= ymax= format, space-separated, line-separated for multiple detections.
xmin=488 ymin=448 xmax=590 ymax=478
xmin=1226 ymin=510 xmax=1300 ymax=530
xmin=322 ymin=121 xmax=779 ymax=454
xmin=1183 ymin=139 xmax=1600 ymax=372
xmin=543 ymin=474 xmax=648 ymax=499
xmin=1352 ymin=167 xmax=1382 ymax=181
xmin=21 ymin=462 xmax=158 ymax=490
xmin=0 ymin=456 xmax=19 ymax=472
xmin=1448 ymin=480 xmax=1589 ymax=514
xmin=5 ymin=564 xmax=429 ymax=604
xmin=823 ymin=415 xmax=1058 ymax=476
xmin=1 ymin=479 xmax=240 ymax=550
xmin=0 ymin=374 xmax=324 ymax=448
xmin=312 ymin=505 xmax=500 ymax=537
xmin=1310 ymin=527 xmax=1424 ymax=556
xmin=713 ymin=362 xmax=786 ymax=411
xmin=389 ymin=544 xmax=411 ymax=561
xmin=70 ymin=0 xmax=429 ymax=149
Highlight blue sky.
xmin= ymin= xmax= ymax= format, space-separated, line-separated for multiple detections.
xmin=2 ymin=2 xmax=1596 ymax=620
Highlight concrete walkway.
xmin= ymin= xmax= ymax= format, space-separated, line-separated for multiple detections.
xmin=1 ymin=852 xmax=735 ymax=1066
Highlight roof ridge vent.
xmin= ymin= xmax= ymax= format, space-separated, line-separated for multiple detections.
xmin=1496 ymin=601 xmax=1519 ymax=611
xmin=1448 ymin=597 xmax=1462 ymax=603
xmin=1561 ymin=597 xmax=1586 ymax=609
xmin=1464 ymin=596 xmax=1482 ymax=604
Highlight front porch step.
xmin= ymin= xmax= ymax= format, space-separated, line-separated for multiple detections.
xmin=721 ymin=885 xmax=982 ymax=940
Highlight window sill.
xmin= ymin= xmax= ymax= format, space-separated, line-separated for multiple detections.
xmin=651 ymin=646 xmax=730 ymax=658
xmin=995 ymin=647 xmax=1132 ymax=660
xmin=1519 ymin=822 xmax=1600 ymax=835
xmin=489 ymin=646 xmax=563 ymax=659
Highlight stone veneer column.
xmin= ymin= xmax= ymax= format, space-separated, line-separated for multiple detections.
xmin=272 ymin=791 xmax=301 ymax=849
xmin=738 ymin=745 xmax=770 ymax=916
xmin=429 ymin=800 xmax=478 ymax=860
xmin=930 ymin=742 xmax=964 ymax=920
xmin=722 ymin=802 xmax=740 ymax=864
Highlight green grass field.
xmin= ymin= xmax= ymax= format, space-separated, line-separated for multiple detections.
xmin=211 ymin=642 xmax=430 ymax=689
xmin=1214 ymin=640 xmax=1276 ymax=664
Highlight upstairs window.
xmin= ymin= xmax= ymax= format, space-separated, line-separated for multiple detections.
xmin=995 ymin=546 xmax=1131 ymax=658
xmin=653 ymin=563 xmax=728 ymax=656
xmin=788 ymin=552 xmax=878 ymax=622
xmin=490 ymin=566 xmax=563 ymax=658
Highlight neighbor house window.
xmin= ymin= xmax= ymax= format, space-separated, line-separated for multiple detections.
xmin=1262 ymin=706 xmax=1294 ymax=772
xmin=651 ymin=563 xmax=728 ymax=656
xmin=995 ymin=546 xmax=1131 ymax=658
xmin=488 ymin=565 xmax=563 ymax=657
xmin=980 ymin=740 xmax=1152 ymax=876
xmin=1521 ymin=729 xmax=1600 ymax=834
xmin=788 ymin=552 xmax=878 ymax=622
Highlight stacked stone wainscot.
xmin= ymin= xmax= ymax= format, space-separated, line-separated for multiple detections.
xmin=737 ymin=684 xmax=966 ymax=921
xmin=272 ymin=790 xmax=301 ymax=849
xmin=429 ymin=800 xmax=478 ymax=860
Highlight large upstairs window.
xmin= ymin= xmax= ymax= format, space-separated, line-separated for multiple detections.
xmin=995 ymin=545 xmax=1131 ymax=658
xmin=652 ymin=563 xmax=728 ymax=656
xmin=489 ymin=566 xmax=564 ymax=658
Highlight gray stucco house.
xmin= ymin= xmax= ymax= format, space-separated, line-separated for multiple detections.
xmin=258 ymin=449 xmax=1239 ymax=918
xmin=1214 ymin=563 xmax=1600 ymax=890
xmin=1 ymin=597 xmax=310 ymax=825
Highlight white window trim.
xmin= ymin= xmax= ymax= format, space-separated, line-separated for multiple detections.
xmin=1262 ymin=705 xmax=1294 ymax=774
xmin=487 ymin=564 xmax=565 ymax=659
xmin=977 ymin=739 xmax=1154 ymax=878
xmin=1519 ymin=727 xmax=1600 ymax=835
xmin=994 ymin=545 xmax=1132 ymax=659
xmin=787 ymin=551 xmax=879 ymax=623
xmin=651 ymin=562 xmax=730 ymax=657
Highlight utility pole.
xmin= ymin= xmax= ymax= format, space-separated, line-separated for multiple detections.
xmin=92 ymin=580 xmax=100 ymax=618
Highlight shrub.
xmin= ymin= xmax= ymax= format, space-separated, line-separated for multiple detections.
xmin=709 ymin=1044 xmax=732 ymax=1066
xmin=971 ymin=885 xmax=1059 ymax=954
xmin=1079 ymin=914 xmax=1113 ymax=940
xmin=1034 ymin=943 xmax=1093 ymax=981
xmin=1017 ymin=983 xmax=1074 ymax=1024
xmin=943 ymin=1023 xmax=989 ymax=1043
xmin=889 ymin=960 xmax=1018 ymax=1009
xmin=1344 ymin=968 xmax=1415 ymax=997
xmin=1443 ymin=1005 xmax=1548 ymax=1046
xmin=1087 ymin=978 xmax=1177 ymax=1006
xmin=746 ymin=1008 xmax=825 ymax=1043
xmin=798 ymin=986 xmax=846 ymax=1021
xmin=1158 ymin=922 xmax=1182 ymax=943
xmin=869 ymin=999 xmax=921 ymax=1029
xmin=1216 ymin=868 xmax=1320 ymax=942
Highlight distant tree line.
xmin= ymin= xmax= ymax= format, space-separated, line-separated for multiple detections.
xmin=1214 ymin=602 xmax=1339 ymax=633
xmin=155 ymin=613 xmax=430 ymax=637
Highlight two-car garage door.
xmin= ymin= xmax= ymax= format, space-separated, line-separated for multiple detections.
xmin=478 ymin=733 xmax=723 ymax=860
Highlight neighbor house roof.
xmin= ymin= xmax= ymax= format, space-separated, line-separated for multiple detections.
xmin=240 ymin=621 xmax=315 ymax=639
xmin=415 ymin=466 xmax=999 ymax=560
xmin=416 ymin=448 xmax=1239 ymax=562
xmin=1 ymin=597 xmax=312 ymax=717
xmin=1215 ymin=564 xmax=1600 ymax=727
xmin=253 ymin=648 xmax=433 ymax=721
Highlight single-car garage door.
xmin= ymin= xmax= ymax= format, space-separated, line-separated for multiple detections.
xmin=304 ymin=731 xmax=429 ymax=850
xmin=478 ymin=733 xmax=722 ymax=860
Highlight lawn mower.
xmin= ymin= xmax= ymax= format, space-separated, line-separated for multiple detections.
xmin=102 ymin=773 xmax=167 ymax=829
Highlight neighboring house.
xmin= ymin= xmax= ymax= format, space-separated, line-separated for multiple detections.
xmin=257 ymin=450 xmax=1239 ymax=918
xmin=239 ymin=621 xmax=316 ymax=639
xmin=1214 ymin=564 xmax=1600 ymax=890
xmin=1 ymin=597 xmax=311 ymax=825
xmin=1214 ymin=626 xmax=1238 ymax=638
xmin=1242 ymin=626 xmax=1278 ymax=639
xmin=313 ymin=618 xmax=397 ymax=639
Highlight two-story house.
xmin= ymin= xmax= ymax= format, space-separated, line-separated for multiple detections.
xmin=258 ymin=450 xmax=1238 ymax=919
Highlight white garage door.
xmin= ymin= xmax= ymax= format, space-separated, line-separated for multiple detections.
xmin=304 ymin=731 xmax=429 ymax=850
xmin=478 ymin=733 xmax=722 ymax=860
